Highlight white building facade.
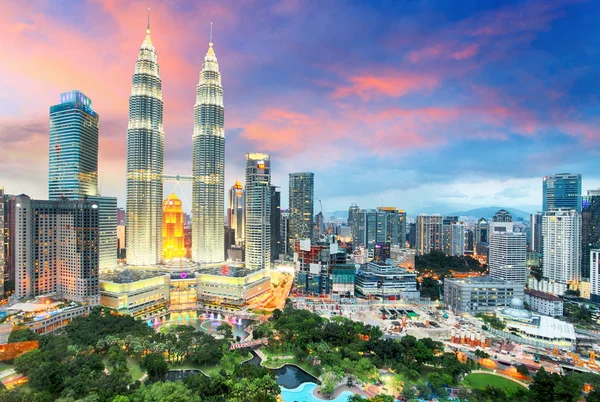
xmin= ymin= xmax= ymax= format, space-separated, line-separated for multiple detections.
xmin=542 ymin=209 xmax=581 ymax=285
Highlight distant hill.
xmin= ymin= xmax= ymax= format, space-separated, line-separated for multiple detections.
xmin=446 ymin=207 xmax=533 ymax=221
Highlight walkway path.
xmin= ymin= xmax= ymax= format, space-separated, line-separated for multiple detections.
xmin=311 ymin=379 xmax=372 ymax=400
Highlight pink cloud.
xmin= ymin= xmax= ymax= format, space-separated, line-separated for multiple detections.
xmin=332 ymin=72 xmax=439 ymax=100
xmin=451 ymin=43 xmax=479 ymax=60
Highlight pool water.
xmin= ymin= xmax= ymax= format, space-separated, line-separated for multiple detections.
xmin=281 ymin=382 xmax=355 ymax=402
xmin=273 ymin=364 xmax=318 ymax=388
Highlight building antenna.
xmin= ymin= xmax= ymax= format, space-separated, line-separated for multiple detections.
xmin=210 ymin=21 xmax=213 ymax=45
xmin=147 ymin=8 xmax=150 ymax=31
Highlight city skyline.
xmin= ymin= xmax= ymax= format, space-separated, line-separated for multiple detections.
xmin=2 ymin=1 xmax=600 ymax=214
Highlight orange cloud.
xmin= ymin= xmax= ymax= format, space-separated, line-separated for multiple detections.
xmin=332 ymin=72 xmax=439 ymax=100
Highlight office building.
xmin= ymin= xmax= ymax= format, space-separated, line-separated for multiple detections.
xmin=126 ymin=19 xmax=164 ymax=265
xmin=117 ymin=208 xmax=126 ymax=225
xmin=332 ymin=265 xmax=356 ymax=297
xmin=294 ymin=238 xmax=342 ymax=295
xmin=543 ymin=173 xmax=582 ymax=212
xmin=280 ymin=210 xmax=290 ymax=257
xmin=245 ymin=153 xmax=271 ymax=269
xmin=270 ymin=186 xmax=282 ymax=261
xmin=227 ymin=181 xmax=245 ymax=246
xmin=581 ymin=189 xmax=600 ymax=280
xmin=11 ymin=195 xmax=100 ymax=305
xmin=49 ymin=90 xmax=98 ymax=200
xmin=289 ymin=172 xmax=314 ymax=250
xmin=524 ymin=289 xmax=563 ymax=317
xmin=415 ymin=214 xmax=442 ymax=256
xmin=192 ymin=36 xmax=225 ymax=264
xmin=474 ymin=218 xmax=489 ymax=256
xmin=100 ymin=270 xmax=170 ymax=317
xmin=348 ymin=204 xmax=360 ymax=245
xmin=450 ymin=222 xmax=465 ymax=256
xmin=465 ymin=229 xmax=474 ymax=253
xmin=314 ymin=211 xmax=325 ymax=240
xmin=48 ymin=91 xmax=116 ymax=271
xmin=408 ymin=222 xmax=416 ymax=249
xmin=542 ymin=209 xmax=581 ymax=285
xmin=488 ymin=210 xmax=527 ymax=284
xmin=354 ymin=261 xmax=419 ymax=300
xmin=374 ymin=242 xmax=391 ymax=262
xmin=443 ymin=276 xmax=524 ymax=315
xmin=117 ymin=225 xmax=126 ymax=258
xmin=196 ymin=266 xmax=270 ymax=307
xmin=162 ymin=194 xmax=185 ymax=262
xmin=224 ymin=227 xmax=236 ymax=260
xmin=350 ymin=207 xmax=406 ymax=251
xmin=591 ymin=250 xmax=600 ymax=303
xmin=0 ymin=187 xmax=5 ymax=295
xmin=530 ymin=212 xmax=542 ymax=254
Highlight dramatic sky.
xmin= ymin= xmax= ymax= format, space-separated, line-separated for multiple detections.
xmin=1 ymin=0 xmax=599 ymax=216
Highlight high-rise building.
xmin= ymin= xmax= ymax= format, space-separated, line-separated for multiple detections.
xmin=192 ymin=35 xmax=225 ymax=264
xmin=245 ymin=154 xmax=271 ymax=269
xmin=350 ymin=207 xmax=405 ymax=251
xmin=270 ymin=186 xmax=281 ymax=261
xmin=442 ymin=216 xmax=459 ymax=255
xmin=543 ymin=173 xmax=582 ymax=212
xmin=530 ymin=212 xmax=543 ymax=254
xmin=374 ymin=242 xmax=391 ymax=262
xmin=465 ymin=229 xmax=474 ymax=253
xmin=314 ymin=211 xmax=325 ymax=240
xmin=489 ymin=212 xmax=527 ymax=285
xmin=48 ymin=91 xmax=116 ymax=271
xmin=0 ymin=187 xmax=5 ymax=295
xmin=227 ymin=181 xmax=245 ymax=246
xmin=416 ymin=214 xmax=442 ymax=256
xmin=590 ymin=249 xmax=600 ymax=303
xmin=162 ymin=194 xmax=185 ymax=262
xmin=126 ymin=18 xmax=164 ymax=266
xmin=348 ymin=204 xmax=360 ymax=245
xmin=542 ymin=209 xmax=581 ymax=285
xmin=281 ymin=210 xmax=290 ymax=256
xmin=11 ymin=195 xmax=99 ymax=305
xmin=450 ymin=222 xmax=465 ymax=256
xmin=49 ymin=91 xmax=98 ymax=200
xmin=289 ymin=173 xmax=314 ymax=249
xmin=581 ymin=190 xmax=600 ymax=281
xmin=474 ymin=218 xmax=489 ymax=256
xmin=408 ymin=222 xmax=416 ymax=249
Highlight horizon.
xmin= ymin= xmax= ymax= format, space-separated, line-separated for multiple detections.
xmin=2 ymin=0 xmax=600 ymax=214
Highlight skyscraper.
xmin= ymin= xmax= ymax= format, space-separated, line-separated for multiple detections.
xmin=474 ymin=218 xmax=489 ymax=256
xmin=590 ymin=250 xmax=600 ymax=303
xmin=416 ymin=214 xmax=442 ymax=256
xmin=289 ymin=173 xmax=314 ymax=249
xmin=281 ymin=210 xmax=290 ymax=256
xmin=126 ymin=16 xmax=164 ymax=266
xmin=581 ymin=190 xmax=600 ymax=281
xmin=530 ymin=212 xmax=542 ymax=254
xmin=450 ymin=222 xmax=465 ymax=256
xmin=442 ymin=216 xmax=459 ymax=255
xmin=489 ymin=211 xmax=527 ymax=284
xmin=192 ymin=31 xmax=225 ymax=264
xmin=12 ymin=195 xmax=99 ymax=305
xmin=227 ymin=181 xmax=245 ymax=246
xmin=0 ymin=187 xmax=5 ymax=295
xmin=245 ymin=154 xmax=271 ymax=269
xmin=543 ymin=173 xmax=582 ymax=212
xmin=270 ymin=186 xmax=281 ymax=261
xmin=49 ymin=90 xmax=98 ymax=199
xmin=49 ymin=91 xmax=116 ymax=271
xmin=542 ymin=209 xmax=581 ymax=285
xmin=162 ymin=193 xmax=185 ymax=262
xmin=350 ymin=207 xmax=405 ymax=251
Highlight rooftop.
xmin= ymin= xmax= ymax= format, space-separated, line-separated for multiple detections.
xmin=100 ymin=269 xmax=168 ymax=283
xmin=445 ymin=275 xmax=515 ymax=286
xmin=525 ymin=288 xmax=562 ymax=302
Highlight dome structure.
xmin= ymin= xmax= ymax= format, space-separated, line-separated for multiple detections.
xmin=500 ymin=297 xmax=532 ymax=320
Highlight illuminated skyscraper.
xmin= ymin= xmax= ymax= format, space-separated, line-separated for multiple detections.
xmin=245 ymin=153 xmax=271 ymax=269
xmin=415 ymin=214 xmax=442 ymax=256
xmin=49 ymin=91 xmax=117 ymax=271
xmin=126 ymin=14 xmax=164 ymax=265
xmin=192 ymin=28 xmax=225 ymax=264
xmin=227 ymin=181 xmax=245 ymax=246
xmin=542 ymin=209 xmax=581 ymax=285
xmin=543 ymin=173 xmax=582 ymax=212
xmin=289 ymin=173 xmax=314 ymax=248
xmin=162 ymin=193 xmax=185 ymax=262
xmin=49 ymin=90 xmax=98 ymax=199
xmin=489 ymin=212 xmax=527 ymax=285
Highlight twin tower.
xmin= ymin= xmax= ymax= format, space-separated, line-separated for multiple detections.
xmin=126 ymin=19 xmax=225 ymax=266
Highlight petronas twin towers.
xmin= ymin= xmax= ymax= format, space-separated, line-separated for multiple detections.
xmin=126 ymin=16 xmax=224 ymax=265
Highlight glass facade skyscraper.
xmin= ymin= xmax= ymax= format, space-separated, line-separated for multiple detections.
xmin=289 ymin=172 xmax=314 ymax=248
xmin=49 ymin=90 xmax=98 ymax=199
xmin=245 ymin=153 xmax=271 ymax=269
xmin=543 ymin=173 xmax=582 ymax=212
xmin=192 ymin=38 xmax=225 ymax=264
xmin=581 ymin=189 xmax=600 ymax=280
xmin=126 ymin=21 xmax=164 ymax=266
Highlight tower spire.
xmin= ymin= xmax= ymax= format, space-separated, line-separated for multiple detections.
xmin=147 ymin=8 xmax=150 ymax=34
xmin=209 ymin=22 xmax=213 ymax=46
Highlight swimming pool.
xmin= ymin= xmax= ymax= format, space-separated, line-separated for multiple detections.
xmin=280 ymin=382 xmax=355 ymax=402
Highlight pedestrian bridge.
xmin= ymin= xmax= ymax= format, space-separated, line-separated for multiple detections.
xmin=229 ymin=338 xmax=268 ymax=350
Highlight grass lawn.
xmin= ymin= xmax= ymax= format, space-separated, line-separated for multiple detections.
xmin=170 ymin=351 xmax=253 ymax=377
xmin=0 ymin=362 xmax=13 ymax=372
xmin=261 ymin=348 xmax=320 ymax=378
xmin=102 ymin=356 xmax=145 ymax=382
xmin=461 ymin=373 xmax=526 ymax=394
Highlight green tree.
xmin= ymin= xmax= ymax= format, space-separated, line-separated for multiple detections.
xmin=528 ymin=367 xmax=556 ymax=402
xmin=141 ymin=353 xmax=167 ymax=382
xmin=216 ymin=323 xmax=233 ymax=339
xmin=8 ymin=327 xmax=40 ymax=343
xmin=132 ymin=381 xmax=200 ymax=402
xmin=516 ymin=363 xmax=529 ymax=376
